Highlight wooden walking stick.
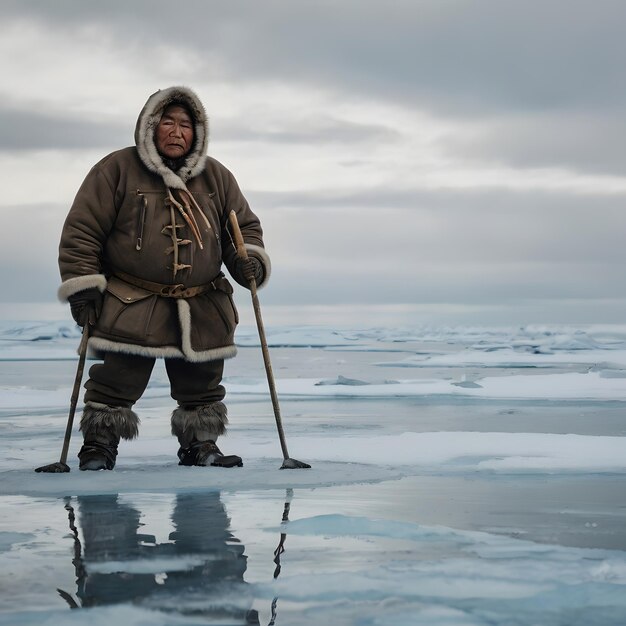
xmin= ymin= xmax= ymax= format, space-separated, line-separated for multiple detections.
xmin=228 ymin=211 xmax=310 ymax=469
xmin=35 ymin=323 xmax=90 ymax=473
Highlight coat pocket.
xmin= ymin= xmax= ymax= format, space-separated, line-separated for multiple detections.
xmin=209 ymin=290 xmax=238 ymax=333
xmin=213 ymin=276 xmax=239 ymax=326
xmin=96 ymin=277 xmax=158 ymax=340
xmin=227 ymin=293 xmax=239 ymax=325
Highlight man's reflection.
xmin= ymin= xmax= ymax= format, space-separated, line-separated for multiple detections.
xmin=59 ymin=492 xmax=260 ymax=624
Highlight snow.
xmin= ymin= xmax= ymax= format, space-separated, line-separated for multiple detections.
xmin=225 ymin=370 xmax=626 ymax=400
xmin=0 ymin=320 xmax=625 ymax=624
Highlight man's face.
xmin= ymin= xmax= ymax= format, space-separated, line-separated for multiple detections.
xmin=155 ymin=104 xmax=194 ymax=160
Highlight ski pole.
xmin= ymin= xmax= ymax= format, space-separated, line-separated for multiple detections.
xmin=35 ymin=323 xmax=90 ymax=473
xmin=228 ymin=211 xmax=310 ymax=469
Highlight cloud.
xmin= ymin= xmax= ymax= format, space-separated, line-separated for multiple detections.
xmin=249 ymin=187 xmax=626 ymax=309
xmin=442 ymin=111 xmax=626 ymax=177
xmin=1 ymin=2 xmax=625 ymax=324
xmin=5 ymin=0 xmax=626 ymax=116
xmin=0 ymin=203 xmax=65 ymax=302
xmin=214 ymin=115 xmax=400 ymax=146
xmin=0 ymin=106 xmax=130 ymax=151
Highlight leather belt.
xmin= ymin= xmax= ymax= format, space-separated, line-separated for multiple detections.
xmin=113 ymin=270 xmax=224 ymax=298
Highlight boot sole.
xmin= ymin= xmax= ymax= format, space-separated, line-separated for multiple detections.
xmin=79 ymin=459 xmax=113 ymax=471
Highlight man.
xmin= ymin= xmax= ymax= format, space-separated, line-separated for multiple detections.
xmin=58 ymin=86 xmax=270 ymax=471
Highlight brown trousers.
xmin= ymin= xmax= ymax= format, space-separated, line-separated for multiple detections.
xmin=84 ymin=352 xmax=225 ymax=409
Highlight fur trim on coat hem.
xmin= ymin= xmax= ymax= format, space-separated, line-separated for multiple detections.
xmin=58 ymin=274 xmax=107 ymax=302
xmin=176 ymin=299 xmax=238 ymax=361
xmin=87 ymin=336 xmax=237 ymax=363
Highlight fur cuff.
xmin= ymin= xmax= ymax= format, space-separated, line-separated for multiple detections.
xmin=80 ymin=402 xmax=140 ymax=440
xmin=245 ymin=244 xmax=271 ymax=289
xmin=171 ymin=402 xmax=228 ymax=439
xmin=58 ymin=274 xmax=107 ymax=302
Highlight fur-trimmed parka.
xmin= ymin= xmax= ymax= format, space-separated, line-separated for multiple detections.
xmin=58 ymin=86 xmax=270 ymax=362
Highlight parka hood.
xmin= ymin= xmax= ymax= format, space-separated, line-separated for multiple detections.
xmin=134 ymin=86 xmax=208 ymax=190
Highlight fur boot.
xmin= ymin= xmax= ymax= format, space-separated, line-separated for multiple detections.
xmin=78 ymin=402 xmax=140 ymax=471
xmin=171 ymin=402 xmax=242 ymax=467
xmin=171 ymin=401 xmax=228 ymax=447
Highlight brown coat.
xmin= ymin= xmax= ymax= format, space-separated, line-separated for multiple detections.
xmin=58 ymin=87 xmax=270 ymax=362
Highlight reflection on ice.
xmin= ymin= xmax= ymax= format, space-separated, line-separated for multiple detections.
xmin=57 ymin=492 xmax=260 ymax=624
xmin=0 ymin=482 xmax=626 ymax=626
xmin=261 ymin=513 xmax=626 ymax=625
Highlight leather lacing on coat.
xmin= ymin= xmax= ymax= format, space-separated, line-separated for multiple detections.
xmin=161 ymin=187 xmax=213 ymax=278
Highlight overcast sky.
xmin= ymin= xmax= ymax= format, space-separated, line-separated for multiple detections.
xmin=1 ymin=0 xmax=625 ymax=326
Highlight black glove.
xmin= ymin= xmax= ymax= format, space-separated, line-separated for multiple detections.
xmin=68 ymin=287 xmax=103 ymax=327
xmin=235 ymin=256 xmax=264 ymax=284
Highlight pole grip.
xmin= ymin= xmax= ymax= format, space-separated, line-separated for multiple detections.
xmin=228 ymin=211 xmax=249 ymax=259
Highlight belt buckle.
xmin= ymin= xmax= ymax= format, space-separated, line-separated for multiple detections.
xmin=161 ymin=284 xmax=186 ymax=297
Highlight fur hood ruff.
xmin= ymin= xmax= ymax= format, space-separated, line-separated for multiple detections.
xmin=134 ymin=86 xmax=209 ymax=190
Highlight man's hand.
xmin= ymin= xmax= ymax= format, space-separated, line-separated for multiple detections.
xmin=235 ymin=257 xmax=264 ymax=284
xmin=68 ymin=287 xmax=103 ymax=327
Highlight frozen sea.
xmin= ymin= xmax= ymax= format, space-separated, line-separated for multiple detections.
xmin=1 ymin=319 xmax=626 ymax=625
